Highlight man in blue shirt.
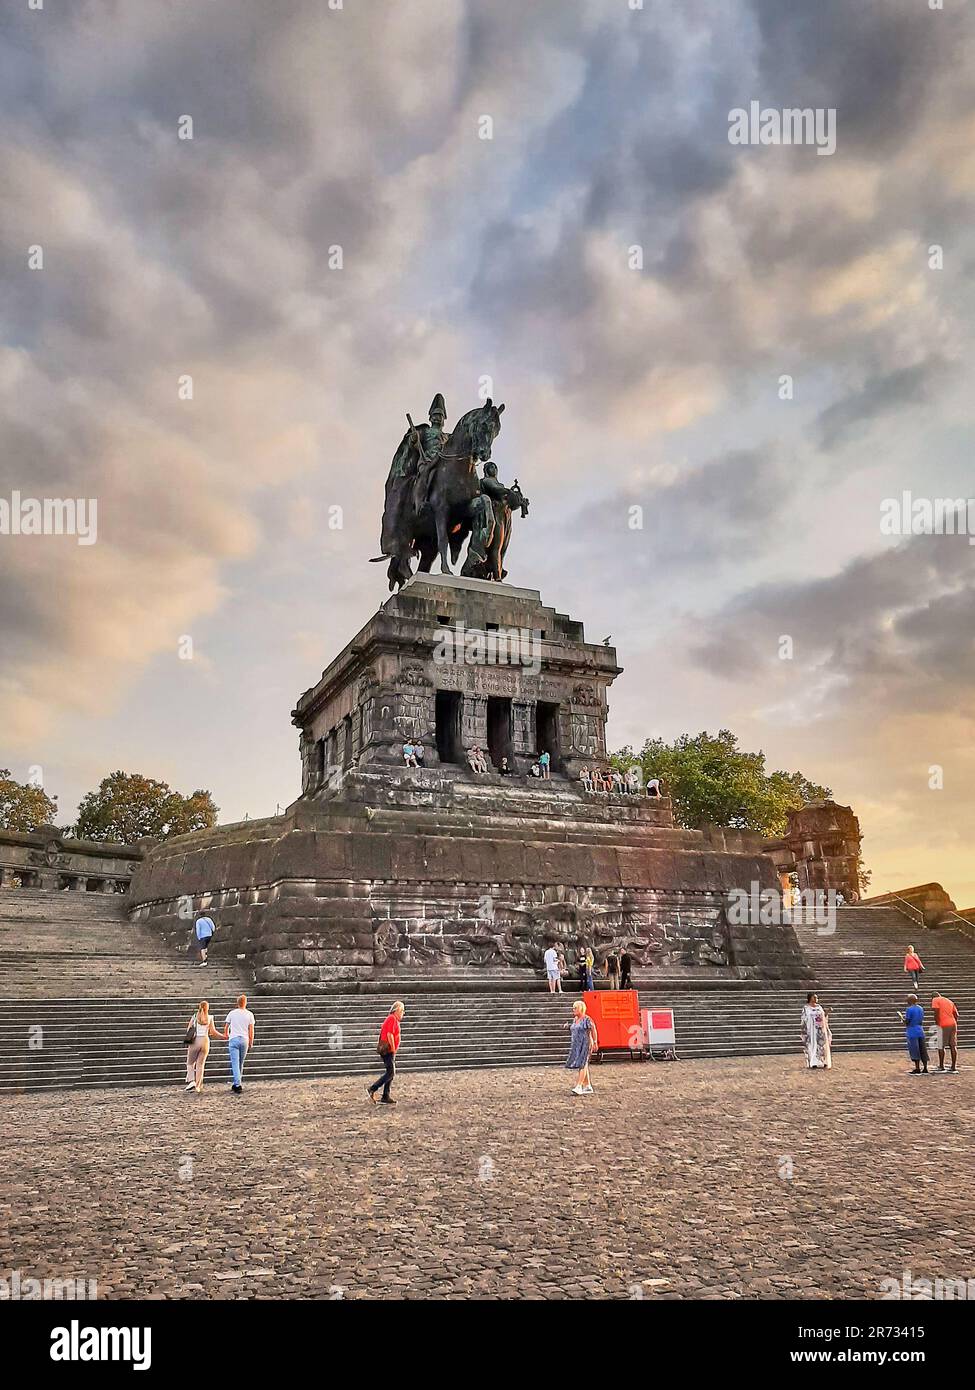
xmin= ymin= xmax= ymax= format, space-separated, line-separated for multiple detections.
xmin=194 ymin=914 xmax=216 ymax=967
xmin=899 ymin=994 xmax=929 ymax=1074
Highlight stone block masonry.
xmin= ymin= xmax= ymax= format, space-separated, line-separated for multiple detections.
xmin=130 ymin=579 xmax=810 ymax=991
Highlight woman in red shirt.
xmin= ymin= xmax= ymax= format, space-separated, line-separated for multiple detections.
xmin=904 ymin=946 xmax=924 ymax=989
xmin=367 ymin=1001 xmax=405 ymax=1105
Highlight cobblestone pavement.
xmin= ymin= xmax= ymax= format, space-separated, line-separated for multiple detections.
xmin=2 ymin=1053 xmax=973 ymax=1300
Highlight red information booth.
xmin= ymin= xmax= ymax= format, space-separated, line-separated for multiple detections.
xmin=583 ymin=990 xmax=642 ymax=1058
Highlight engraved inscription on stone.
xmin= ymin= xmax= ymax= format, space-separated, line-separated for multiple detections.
xmin=433 ymin=666 xmax=539 ymax=698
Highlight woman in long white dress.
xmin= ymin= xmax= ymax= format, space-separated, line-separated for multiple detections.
xmin=801 ymin=991 xmax=832 ymax=1069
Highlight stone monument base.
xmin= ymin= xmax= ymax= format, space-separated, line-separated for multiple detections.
xmin=130 ymin=578 xmax=811 ymax=990
xmin=129 ymin=764 xmax=809 ymax=994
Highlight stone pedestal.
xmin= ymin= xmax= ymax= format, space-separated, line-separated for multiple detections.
xmin=291 ymin=574 xmax=621 ymax=783
xmin=130 ymin=579 xmax=811 ymax=994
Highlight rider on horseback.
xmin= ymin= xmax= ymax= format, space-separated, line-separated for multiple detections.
xmin=375 ymin=396 xmax=523 ymax=590
xmin=380 ymin=393 xmax=450 ymax=564
xmin=411 ymin=393 xmax=450 ymax=511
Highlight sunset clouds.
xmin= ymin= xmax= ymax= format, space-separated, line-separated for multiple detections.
xmin=1 ymin=1 xmax=973 ymax=899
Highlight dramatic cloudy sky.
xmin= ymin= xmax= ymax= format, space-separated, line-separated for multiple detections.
xmin=2 ymin=0 xmax=973 ymax=903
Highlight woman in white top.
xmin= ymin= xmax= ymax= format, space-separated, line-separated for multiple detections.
xmin=184 ymin=1000 xmax=223 ymax=1093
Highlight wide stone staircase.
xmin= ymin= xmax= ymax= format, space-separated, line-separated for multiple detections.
xmin=791 ymin=904 xmax=975 ymax=1051
xmin=1 ymin=894 xmax=972 ymax=1092
xmin=0 ymin=889 xmax=248 ymax=998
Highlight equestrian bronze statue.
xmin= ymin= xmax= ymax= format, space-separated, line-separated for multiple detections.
xmin=373 ymin=396 xmax=529 ymax=591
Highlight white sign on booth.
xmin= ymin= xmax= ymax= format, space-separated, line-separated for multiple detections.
xmin=641 ymin=1007 xmax=676 ymax=1048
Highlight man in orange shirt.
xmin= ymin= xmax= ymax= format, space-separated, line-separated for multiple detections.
xmin=931 ymin=994 xmax=959 ymax=1073
xmin=367 ymin=1000 xmax=405 ymax=1105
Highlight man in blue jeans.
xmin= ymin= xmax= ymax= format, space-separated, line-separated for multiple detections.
xmin=224 ymin=994 xmax=255 ymax=1094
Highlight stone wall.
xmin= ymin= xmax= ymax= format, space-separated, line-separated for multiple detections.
xmin=861 ymin=882 xmax=958 ymax=927
xmin=129 ymin=769 xmax=809 ymax=993
xmin=0 ymin=828 xmax=141 ymax=893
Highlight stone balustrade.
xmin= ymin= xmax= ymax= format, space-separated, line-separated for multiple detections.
xmin=0 ymin=827 xmax=142 ymax=894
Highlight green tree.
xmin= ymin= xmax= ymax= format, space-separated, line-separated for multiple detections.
xmin=856 ymin=853 xmax=872 ymax=897
xmin=72 ymin=771 xmax=218 ymax=843
xmin=611 ymin=730 xmax=831 ymax=837
xmin=0 ymin=769 xmax=59 ymax=832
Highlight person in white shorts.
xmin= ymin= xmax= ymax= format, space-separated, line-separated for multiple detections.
xmin=543 ymin=944 xmax=562 ymax=994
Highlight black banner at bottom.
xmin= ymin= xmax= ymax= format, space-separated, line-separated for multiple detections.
xmin=1 ymin=1298 xmax=968 ymax=1374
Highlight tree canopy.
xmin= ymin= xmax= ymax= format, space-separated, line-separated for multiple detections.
xmin=0 ymin=769 xmax=59 ymax=833
xmin=610 ymin=730 xmax=831 ymax=838
xmin=71 ymin=772 xmax=218 ymax=844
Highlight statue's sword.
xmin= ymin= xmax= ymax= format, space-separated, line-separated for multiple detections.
xmin=406 ymin=413 xmax=428 ymax=464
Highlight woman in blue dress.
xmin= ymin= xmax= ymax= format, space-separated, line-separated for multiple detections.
xmin=565 ymin=1000 xmax=598 ymax=1095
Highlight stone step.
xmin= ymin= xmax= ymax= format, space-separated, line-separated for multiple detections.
xmin=0 ymin=888 xmax=251 ymax=998
xmin=3 ymin=977 xmax=974 ymax=1012
xmin=3 ymin=891 xmax=973 ymax=1092
xmin=0 ymin=984 xmax=968 ymax=1092
xmin=0 ymin=890 xmax=130 ymax=916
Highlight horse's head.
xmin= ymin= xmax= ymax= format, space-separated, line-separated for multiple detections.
xmin=471 ymin=398 xmax=504 ymax=462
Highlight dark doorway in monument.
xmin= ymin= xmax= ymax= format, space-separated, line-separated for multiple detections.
xmin=436 ymin=690 xmax=464 ymax=765
xmin=536 ymin=701 xmax=563 ymax=773
xmin=342 ymin=716 xmax=353 ymax=768
xmin=487 ymin=697 xmax=513 ymax=770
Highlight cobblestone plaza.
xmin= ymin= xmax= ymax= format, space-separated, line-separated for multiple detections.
xmin=3 ymin=1053 xmax=972 ymax=1301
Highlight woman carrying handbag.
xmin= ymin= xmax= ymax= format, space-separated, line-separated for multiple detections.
xmin=367 ymin=1001 xmax=405 ymax=1105
xmin=184 ymin=1000 xmax=224 ymax=1094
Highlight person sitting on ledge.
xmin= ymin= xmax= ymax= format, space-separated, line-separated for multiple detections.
xmin=402 ymin=742 xmax=418 ymax=767
xmin=529 ymin=760 xmax=541 ymax=779
xmin=580 ymin=766 xmax=592 ymax=792
xmin=612 ymin=769 xmax=625 ymax=795
xmin=498 ymin=756 xmax=513 ymax=775
xmin=646 ymin=777 xmax=662 ymax=798
xmin=468 ymin=745 xmax=488 ymax=774
xmin=413 ymin=742 xmax=424 ymax=766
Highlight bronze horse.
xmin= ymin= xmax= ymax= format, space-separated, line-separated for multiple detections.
xmin=374 ymin=400 xmax=505 ymax=591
